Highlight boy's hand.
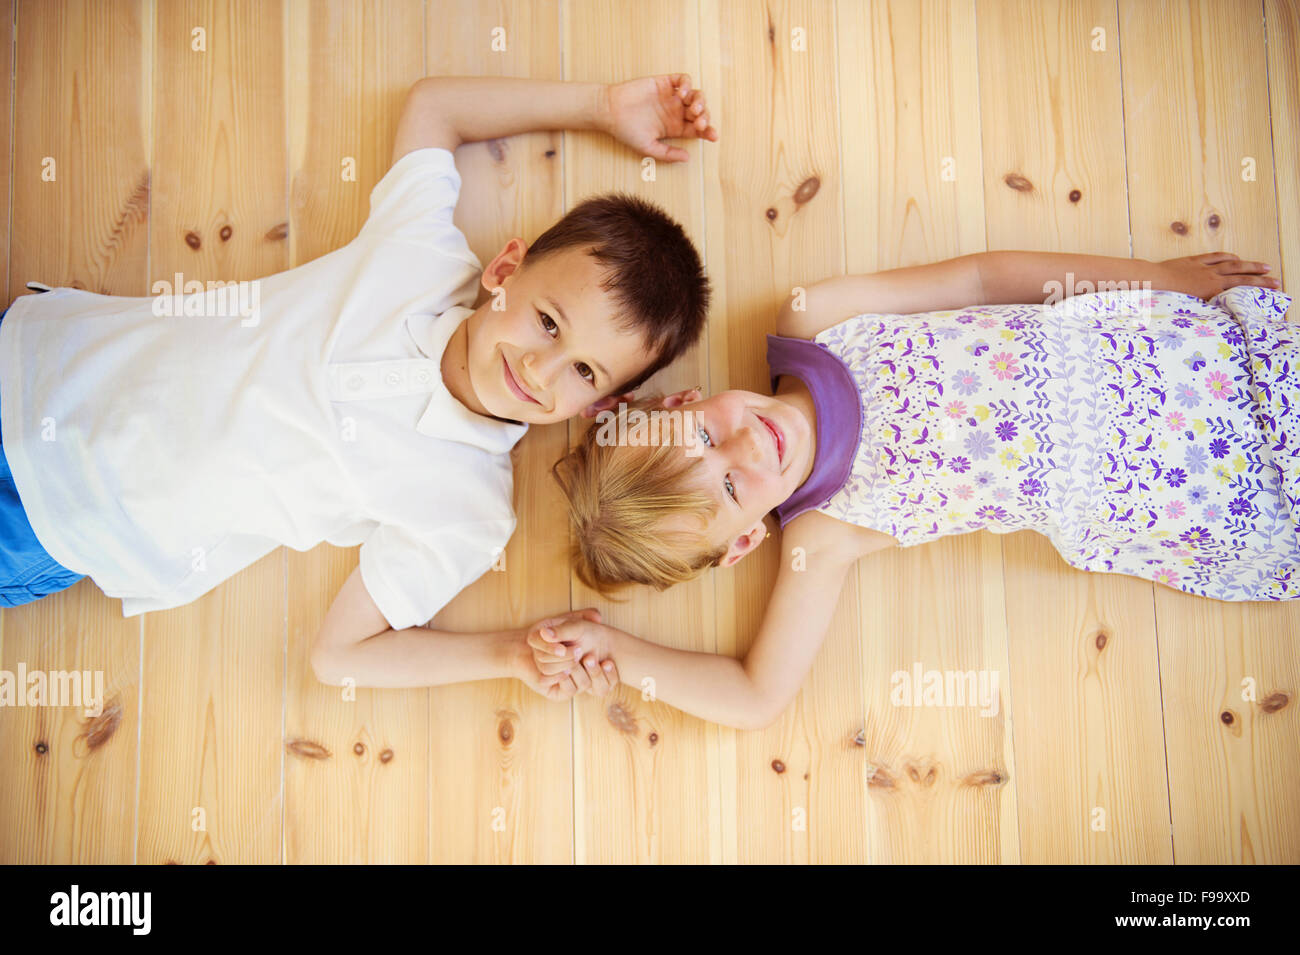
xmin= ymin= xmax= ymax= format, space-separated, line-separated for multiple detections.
xmin=1158 ymin=252 xmax=1279 ymax=300
xmin=598 ymin=74 xmax=718 ymax=163
xmin=516 ymin=610 xmax=621 ymax=700
xmin=527 ymin=614 xmax=620 ymax=696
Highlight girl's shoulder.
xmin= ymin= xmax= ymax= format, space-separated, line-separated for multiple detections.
xmin=782 ymin=509 xmax=898 ymax=564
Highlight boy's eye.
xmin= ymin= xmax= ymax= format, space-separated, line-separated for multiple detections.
xmin=539 ymin=312 xmax=558 ymax=334
xmin=575 ymin=361 xmax=595 ymax=385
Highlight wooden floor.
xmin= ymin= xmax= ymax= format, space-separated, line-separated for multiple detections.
xmin=0 ymin=0 xmax=1296 ymax=864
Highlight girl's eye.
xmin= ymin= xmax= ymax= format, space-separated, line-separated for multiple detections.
xmin=697 ymin=427 xmax=737 ymax=502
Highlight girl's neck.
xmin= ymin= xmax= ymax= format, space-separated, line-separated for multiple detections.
xmin=773 ymin=374 xmax=818 ymax=490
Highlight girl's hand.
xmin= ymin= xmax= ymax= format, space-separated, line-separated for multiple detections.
xmin=1157 ymin=252 xmax=1280 ymax=300
xmin=527 ymin=614 xmax=619 ymax=695
xmin=598 ymin=74 xmax=718 ymax=163
xmin=519 ymin=611 xmax=620 ymax=700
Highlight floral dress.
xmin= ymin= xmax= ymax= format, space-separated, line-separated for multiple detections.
xmin=805 ymin=286 xmax=1298 ymax=601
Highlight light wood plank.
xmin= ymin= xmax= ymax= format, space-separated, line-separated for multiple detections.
xmin=1265 ymin=0 xmax=1299 ymax=290
xmin=978 ymin=0 xmax=1172 ymax=863
xmin=425 ymin=0 xmax=575 ymax=865
xmin=565 ymin=0 xmax=718 ymax=864
xmin=0 ymin=0 xmax=149 ymax=865
xmin=282 ymin=0 xmax=428 ymax=865
xmin=136 ymin=0 xmax=287 ymax=865
xmin=842 ymin=0 xmax=1018 ymax=864
xmin=1120 ymin=0 xmax=1299 ymax=864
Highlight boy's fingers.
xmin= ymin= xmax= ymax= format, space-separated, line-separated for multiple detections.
xmin=1197 ymin=251 xmax=1238 ymax=264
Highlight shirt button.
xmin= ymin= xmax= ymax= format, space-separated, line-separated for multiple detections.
xmin=416 ymin=370 xmax=430 ymax=384
xmin=386 ymin=371 xmax=401 ymax=386
xmin=347 ymin=375 xmax=364 ymax=391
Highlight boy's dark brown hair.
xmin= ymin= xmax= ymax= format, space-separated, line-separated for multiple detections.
xmin=522 ymin=192 xmax=710 ymax=393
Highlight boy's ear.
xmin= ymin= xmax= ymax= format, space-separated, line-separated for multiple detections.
xmin=580 ymin=392 xmax=636 ymax=418
xmin=481 ymin=237 xmax=527 ymax=292
xmin=720 ymin=520 xmax=768 ymax=568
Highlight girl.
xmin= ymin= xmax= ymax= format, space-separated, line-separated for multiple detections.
xmin=528 ymin=250 xmax=1295 ymax=728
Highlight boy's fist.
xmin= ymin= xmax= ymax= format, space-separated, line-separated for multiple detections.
xmin=599 ymin=73 xmax=718 ymax=163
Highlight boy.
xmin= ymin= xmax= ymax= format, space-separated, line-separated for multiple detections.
xmin=0 ymin=73 xmax=715 ymax=699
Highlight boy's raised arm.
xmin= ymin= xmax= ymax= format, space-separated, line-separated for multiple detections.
xmin=390 ymin=73 xmax=717 ymax=168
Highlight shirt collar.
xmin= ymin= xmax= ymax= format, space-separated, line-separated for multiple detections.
xmin=408 ymin=305 xmax=529 ymax=455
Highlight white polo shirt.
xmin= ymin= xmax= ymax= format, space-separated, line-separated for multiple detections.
xmin=0 ymin=147 xmax=526 ymax=630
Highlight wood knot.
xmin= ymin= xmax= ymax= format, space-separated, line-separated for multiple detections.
xmin=285 ymin=738 xmax=331 ymax=760
xmin=852 ymin=728 xmax=866 ymax=747
xmin=1207 ymin=213 xmax=1221 ymax=229
xmin=765 ymin=207 xmax=777 ymax=221
xmin=1095 ymin=630 xmax=1108 ymax=651
xmin=1219 ymin=710 xmax=1234 ymax=725
xmin=648 ymin=731 xmax=658 ymax=747
xmin=80 ymin=697 xmax=123 ymax=751
xmin=34 ymin=740 xmax=48 ymax=755
xmin=1260 ymin=691 xmax=1288 ymax=714
xmin=793 ymin=176 xmax=820 ymax=205
xmin=498 ymin=717 xmax=514 ymax=744
xmin=906 ymin=762 xmax=937 ymax=787
xmin=378 ymin=748 xmax=393 ymax=763
xmin=768 ymin=21 xmax=775 ymax=43
xmin=487 ymin=139 xmax=506 ymax=163
xmin=866 ymin=762 xmax=895 ymax=789
xmin=265 ymin=222 xmax=289 ymax=241
xmin=164 ymin=860 xmax=179 ymax=865
xmin=184 ymin=230 xmax=201 ymax=250
xmin=771 ymin=759 xmax=786 ymax=774
xmin=1068 ymin=189 xmax=1082 ymax=203
xmin=963 ymin=769 xmax=1005 ymax=787
xmin=1003 ymin=172 xmax=1033 ymax=193
xmin=204 ymin=859 xmax=217 ymax=865
xmin=1171 ymin=220 xmax=1189 ymax=235
xmin=219 ymin=224 xmax=233 ymax=242
xmin=544 ymin=148 xmax=556 ymax=158
xmin=352 ymin=742 xmax=365 ymax=756
xmin=605 ymin=702 xmax=638 ymax=734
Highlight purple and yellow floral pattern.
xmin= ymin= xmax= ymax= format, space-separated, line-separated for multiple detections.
xmin=814 ymin=286 xmax=1298 ymax=601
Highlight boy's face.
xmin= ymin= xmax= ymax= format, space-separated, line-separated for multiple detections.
xmin=463 ymin=240 xmax=654 ymax=425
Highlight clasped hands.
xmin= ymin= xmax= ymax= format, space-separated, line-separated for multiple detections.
xmin=516 ymin=609 xmax=622 ymax=702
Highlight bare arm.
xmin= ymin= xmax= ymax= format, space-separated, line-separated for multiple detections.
xmin=390 ymin=73 xmax=717 ymax=168
xmin=310 ymin=565 xmax=522 ymax=689
xmin=778 ymin=250 xmax=1277 ymax=339
xmin=537 ymin=518 xmax=882 ymax=730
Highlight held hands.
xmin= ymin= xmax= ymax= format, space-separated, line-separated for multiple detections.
xmin=597 ymin=73 xmax=718 ymax=163
xmin=517 ymin=609 xmax=621 ymax=702
xmin=1158 ymin=252 xmax=1280 ymax=301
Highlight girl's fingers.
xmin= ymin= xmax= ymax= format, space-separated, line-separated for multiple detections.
xmin=1216 ymin=259 xmax=1271 ymax=275
xmin=1197 ymin=251 xmax=1238 ymax=265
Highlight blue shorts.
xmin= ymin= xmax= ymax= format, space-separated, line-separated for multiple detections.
xmin=0 ymin=305 xmax=85 ymax=606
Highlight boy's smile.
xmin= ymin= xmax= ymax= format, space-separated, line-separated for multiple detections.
xmin=441 ymin=241 xmax=654 ymax=426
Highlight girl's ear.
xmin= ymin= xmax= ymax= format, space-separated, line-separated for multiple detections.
xmin=720 ymin=520 xmax=769 ymax=567
xmin=580 ymin=391 xmax=636 ymax=418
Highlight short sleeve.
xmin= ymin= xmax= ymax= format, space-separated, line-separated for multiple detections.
xmin=360 ymin=147 xmax=464 ymax=244
xmin=358 ymin=519 xmax=515 ymax=631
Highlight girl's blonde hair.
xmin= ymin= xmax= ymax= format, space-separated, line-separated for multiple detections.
xmin=550 ymin=394 xmax=729 ymax=598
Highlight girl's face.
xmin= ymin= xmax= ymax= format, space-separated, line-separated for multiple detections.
xmin=662 ymin=387 xmax=817 ymax=567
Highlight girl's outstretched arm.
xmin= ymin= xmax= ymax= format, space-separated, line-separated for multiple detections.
xmin=778 ymin=250 xmax=1277 ymax=339
xmin=532 ymin=514 xmax=889 ymax=730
